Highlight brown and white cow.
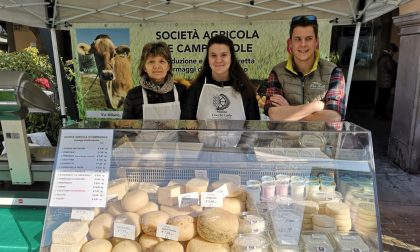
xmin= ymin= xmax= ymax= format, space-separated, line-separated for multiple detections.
xmin=78 ymin=34 xmax=133 ymax=109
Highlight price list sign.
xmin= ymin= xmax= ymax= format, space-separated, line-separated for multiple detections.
xmin=49 ymin=129 xmax=114 ymax=208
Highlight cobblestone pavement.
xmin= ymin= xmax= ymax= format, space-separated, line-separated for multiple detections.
xmin=347 ymin=109 xmax=420 ymax=251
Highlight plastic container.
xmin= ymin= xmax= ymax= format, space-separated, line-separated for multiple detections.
xmin=332 ymin=232 xmax=371 ymax=252
xmin=291 ymin=181 xmax=305 ymax=199
xmin=305 ymin=182 xmax=320 ymax=198
xmin=238 ymin=214 xmax=266 ymax=234
xmin=276 ymin=180 xmax=289 ymax=197
xmin=233 ymin=233 xmax=271 ymax=252
xmin=261 ymin=180 xmax=276 ymax=201
xmin=301 ymin=232 xmax=335 ymax=252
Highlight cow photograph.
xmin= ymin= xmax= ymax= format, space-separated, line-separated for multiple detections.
xmin=75 ymin=28 xmax=132 ymax=115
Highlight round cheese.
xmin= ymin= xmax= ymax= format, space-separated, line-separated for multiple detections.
xmin=186 ymin=178 xmax=209 ymax=193
xmin=326 ymin=202 xmax=350 ymax=216
xmin=89 ymin=213 xmax=114 ymax=239
xmin=312 ymin=214 xmax=336 ymax=228
xmin=153 ymin=240 xmax=183 ymax=252
xmin=138 ymin=234 xmax=164 ymax=252
xmin=111 ymin=240 xmax=142 ymax=252
xmin=167 ymin=215 xmax=197 ymax=241
xmin=121 ymin=190 xmax=149 ymax=212
xmin=141 ymin=211 xmax=170 ymax=236
xmin=81 ymin=239 xmax=112 ymax=252
xmin=136 ymin=202 xmax=159 ymax=217
xmin=186 ymin=236 xmax=230 ymax=252
xmin=197 ymin=208 xmax=239 ymax=243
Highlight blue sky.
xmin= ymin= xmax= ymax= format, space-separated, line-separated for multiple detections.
xmin=76 ymin=28 xmax=129 ymax=46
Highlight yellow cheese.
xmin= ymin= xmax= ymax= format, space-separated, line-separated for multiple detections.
xmin=81 ymin=239 xmax=112 ymax=252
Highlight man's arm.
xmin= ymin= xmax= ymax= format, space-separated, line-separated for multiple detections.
xmin=268 ymin=100 xmax=325 ymax=121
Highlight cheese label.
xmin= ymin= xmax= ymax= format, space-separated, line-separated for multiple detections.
xmin=219 ymin=174 xmax=241 ymax=185
xmin=156 ymin=224 xmax=180 ymax=241
xmin=194 ymin=170 xmax=208 ymax=178
xmin=178 ymin=192 xmax=200 ymax=208
xmin=114 ymin=223 xmax=136 ymax=240
xmin=213 ymin=184 xmax=229 ymax=197
xmin=200 ymin=192 xmax=223 ymax=207
xmin=70 ymin=208 xmax=94 ymax=221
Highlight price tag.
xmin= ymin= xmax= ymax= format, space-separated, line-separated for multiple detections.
xmin=219 ymin=174 xmax=241 ymax=185
xmin=213 ymin=184 xmax=229 ymax=197
xmin=156 ymin=224 xmax=179 ymax=241
xmin=200 ymin=192 xmax=224 ymax=207
xmin=113 ymin=223 xmax=136 ymax=240
xmin=178 ymin=192 xmax=199 ymax=208
xmin=70 ymin=208 xmax=95 ymax=221
xmin=195 ymin=170 xmax=208 ymax=178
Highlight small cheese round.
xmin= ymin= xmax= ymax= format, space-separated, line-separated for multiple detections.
xmin=89 ymin=213 xmax=114 ymax=239
xmin=312 ymin=214 xmax=336 ymax=228
xmin=186 ymin=236 xmax=230 ymax=252
xmin=138 ymin=234 xmax=164 ymax=252
xmin=141 ymin=211 xmax=170 ymax=236
xmin=197 ymin=208 xmax=239 ymax=243
xmin=326 ymin=202 xmax=350 ymax=216
xmin=111 ymin=240 xmax=142 ymax=252
xmin=121 ymin=189 xmax=149 ymax=212
xmin=186 ymin=178 xmax=209 ymax=193
xmin=167 ymin=215 xmax=197 ymax=241
xmin=220 ymin=197 xmax=245 ymax=216
xmin=153 ymin=240 xmax=183 ymax=252
xmin=109 ymin=237 xmax=126 ymax=246
xmin=81 ymin=239 xmax=112 ymax=252
xmin=136 ymin=202 xmax=159 ymax=217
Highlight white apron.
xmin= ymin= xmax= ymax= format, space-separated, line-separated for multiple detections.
xmin=136 ymin=87 xmax=180 ymax=142
xmin=196 ymin=78 xmax=245 ymax=147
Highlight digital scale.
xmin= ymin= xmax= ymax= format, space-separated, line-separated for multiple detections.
xmin=0 ymin=70 xmax=57 ymax=251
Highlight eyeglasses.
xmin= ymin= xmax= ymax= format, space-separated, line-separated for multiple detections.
xmin=291 ymin=15 xmax=317 ymax=24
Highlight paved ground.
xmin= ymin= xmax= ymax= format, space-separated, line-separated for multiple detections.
xmin=346 ymin=108 xmax=420 ymax=251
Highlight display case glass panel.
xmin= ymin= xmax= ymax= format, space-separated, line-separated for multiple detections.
xmin=40 ymin=120 xmax=380 ymax=252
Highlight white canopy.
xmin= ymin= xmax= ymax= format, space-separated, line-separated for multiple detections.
xmin=0 ymin=0 xmax=409 ymax=29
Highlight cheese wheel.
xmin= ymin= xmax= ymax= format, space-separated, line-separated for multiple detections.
xmin=111 ymin=240 xmax=142 ymax=252
xmin=115 ymin=212 xmax=142 ymax=237
xmin=52 ymin=221 xmax=89 ymax=244
xmin=89 ymin=213 xmax=114 ymax=239
xmin=313 ymin=225 xmax=337 ymax=233
xmin=167 ymin=215 xmax=197 ymax=241
xmin=141 ymin=211 xmax=170 ymax=236
xmin=81 ymin=239 xmax=112 ymax=252
xmin=186 ymin=178 xmax=209 ymax=193
xmin=358 ymin=202 xmax=376 ymax=216
xmin=121 ymin=190 xmax=149 ymax=212
xmin=138 ymin=234 xmax=164 ymax=252
xmin=153 ymin=240 xmax=183 ymax=252
xmin=326 ymin=202 xmax=350 ymax=216
xmin=197 ymin=208 xmax=239 ymax=243
xmin=186 ymin=236 xmax=230 ymax=252
xmin=51 ymin=237 xmax=87 ymax=252
xmin=294 ymin=200 xmax=319 ymax=214
xmin=220 ymin=197 xmax=245 ymax=215
xmin=107 ymin=178 xmax=128 ymax=200
xmin=312 ymin=215 xmax=336 ymax=228
xmin=136 ymin=202 xmax=159 ymax=217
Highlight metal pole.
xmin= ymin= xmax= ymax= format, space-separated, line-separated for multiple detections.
xmin=345 ymin=21 xmax=362 ymax=109
xmin=49 ymin=28 xmax=67 ymax=125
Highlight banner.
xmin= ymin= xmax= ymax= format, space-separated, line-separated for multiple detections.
xmin=71 ymin=21 xmax=332 ymax=118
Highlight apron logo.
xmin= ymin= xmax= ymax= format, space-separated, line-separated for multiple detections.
xmin=213 ymin=94 xmax=230 ymax=110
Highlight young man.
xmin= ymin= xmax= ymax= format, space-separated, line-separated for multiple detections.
xmin=264 ymin=15 xmax=346 ymax=122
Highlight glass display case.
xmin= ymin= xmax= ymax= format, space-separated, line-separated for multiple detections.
xmin=40 ymin=120 xmax=381 ymax=251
